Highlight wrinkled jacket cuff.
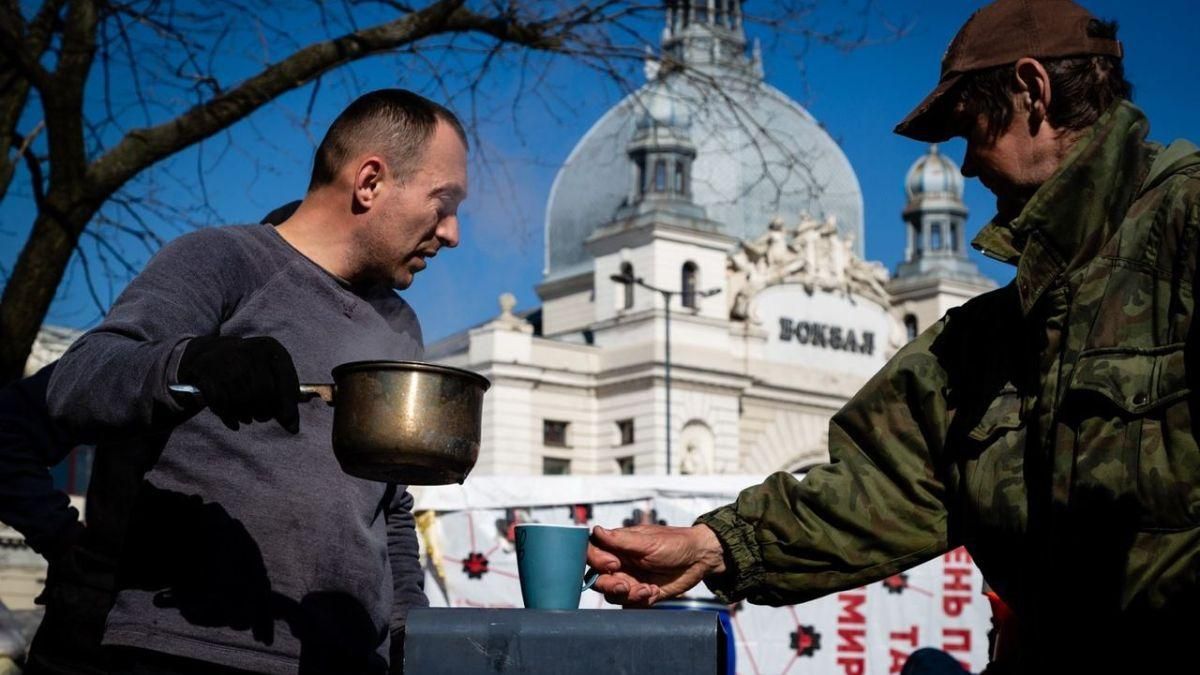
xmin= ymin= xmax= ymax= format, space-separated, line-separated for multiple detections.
xmin=695 ymin=505 xmax=764 ymax=603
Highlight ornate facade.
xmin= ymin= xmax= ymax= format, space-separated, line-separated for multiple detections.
xmin=432 ymin=1 xmax=996 ymax=477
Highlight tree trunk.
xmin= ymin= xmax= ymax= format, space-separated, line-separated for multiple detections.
xmin=0 ymin=194 xmax=89 ymax=383
xmin=0 ymin=0 xmax=589 ymax=383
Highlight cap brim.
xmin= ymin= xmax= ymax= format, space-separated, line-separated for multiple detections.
xmin=894 ymin=72 xmax=965 ymax=143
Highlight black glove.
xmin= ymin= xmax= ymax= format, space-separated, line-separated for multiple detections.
xmin=177 ymin=335 xmax=300 ymax=433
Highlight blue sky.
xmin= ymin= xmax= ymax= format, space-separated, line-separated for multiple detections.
xmin=2 ymin=0 xmax=1198 ymax=344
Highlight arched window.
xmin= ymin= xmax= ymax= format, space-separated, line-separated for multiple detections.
xmin=913 ymin=223 xmax=924 ymax=257
xmin=654 ymin=160 xmax=667 ymax=192
xmin=619 ymin=262 xmax=634 ymax=309
xmin=681 ymin=262 xmax=698 ymax=309
xmin=949 ymin=222 xmax=959 ymax=252
xmin=635 ymin=158 xmax=645 ymax=197
xmin=674 ymin=160 xmax=686 ymax=194
xmin=904 ymin=314 xmax=919 ymax=342
xmin=931 ymin=222 xmax=943 ymax=250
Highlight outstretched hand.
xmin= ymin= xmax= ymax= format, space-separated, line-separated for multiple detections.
xmin=587 ymin=524 xmax=726 ymax=608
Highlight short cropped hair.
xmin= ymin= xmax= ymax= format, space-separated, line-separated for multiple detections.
xmin=954 ymin=19 xmax=1133 ymax=141
xmin=308 ymin=89 xmax=467 ymax=191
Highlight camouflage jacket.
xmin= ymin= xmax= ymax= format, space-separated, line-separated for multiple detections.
xmin=697 ymin=102 xmax=1200 ymax=660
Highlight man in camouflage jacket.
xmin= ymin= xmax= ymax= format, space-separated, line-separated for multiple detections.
xmin=589 ymin=1 xmax=1200 ymax=670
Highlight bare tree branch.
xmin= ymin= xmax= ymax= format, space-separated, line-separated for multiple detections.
xmin=11 ymin=128 xmax=47 ymax=209
xmin=0 ymin=0 xmax=903 ymax=383
xmin=86 ymin=0 xmax=469 ymax=198
xmin=0 ymin=0 xmax=68 ymax=200
xmin=0 ymin=5 xmax=52 ymax=89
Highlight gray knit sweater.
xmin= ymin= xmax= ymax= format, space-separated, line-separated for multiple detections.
xmin=47 ymin=224 xmax=427 ymax=673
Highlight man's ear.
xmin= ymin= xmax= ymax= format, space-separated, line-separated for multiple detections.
xmin=353 ymin=157 xmax=386 ymax=210
xmin=1014 ymin=57 xmax=1052 ymax=133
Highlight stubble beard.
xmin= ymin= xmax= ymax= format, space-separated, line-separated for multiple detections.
xmin=348 ymin=222 xmax=399 ymax=288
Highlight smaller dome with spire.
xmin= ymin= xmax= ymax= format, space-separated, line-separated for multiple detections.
xmin=905 ymin=145 xmax=964 ymax=201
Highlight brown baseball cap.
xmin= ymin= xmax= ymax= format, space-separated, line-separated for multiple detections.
xmin=894 ymin=0 xmax=1123 ymax=142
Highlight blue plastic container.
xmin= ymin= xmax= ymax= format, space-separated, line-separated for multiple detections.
xmin=653 ymin=597 xmax=736 ymax=675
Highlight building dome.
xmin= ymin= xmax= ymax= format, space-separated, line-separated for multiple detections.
xmin=894 ymin=144 xmax=990 ymax=288
xmin=637 ymin=80 xmax=692 ymax=130
xmin=904 ymin=145 xmax=964 ymax=202
xmin=543 ymin=2 xmax=864 ymax=281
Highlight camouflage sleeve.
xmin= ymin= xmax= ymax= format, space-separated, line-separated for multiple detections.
xmin=697 ymin=321 xmax=956 ymax=605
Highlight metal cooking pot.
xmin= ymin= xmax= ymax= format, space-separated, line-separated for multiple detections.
xmin=170 ymin=360 xmax=490 ymax=485
xmin=326 ymin=360 xmax=490 ymax=485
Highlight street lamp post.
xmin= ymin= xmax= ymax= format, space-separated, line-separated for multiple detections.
xmin=610 ymin=272 xmax=720 ymax=475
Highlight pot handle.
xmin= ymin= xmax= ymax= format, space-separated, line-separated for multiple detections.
xmin=169 ymin=384 xmax=335 ymax=405
xmin=298 ymin=384 xmax=335 ymax=404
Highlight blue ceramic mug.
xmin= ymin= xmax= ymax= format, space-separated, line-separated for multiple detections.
xmin=515 ymin=524 xmax=600 ymax=610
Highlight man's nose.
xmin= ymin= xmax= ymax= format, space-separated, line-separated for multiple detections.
xmin=437 ymin=216 xmax=460 ymax=248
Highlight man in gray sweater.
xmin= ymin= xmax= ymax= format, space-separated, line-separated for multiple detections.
xmin=39 ymin=89 xmax=467 ymax=674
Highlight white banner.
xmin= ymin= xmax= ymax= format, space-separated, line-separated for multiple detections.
xmin=412 ymin=476 xmax=991 ymax=675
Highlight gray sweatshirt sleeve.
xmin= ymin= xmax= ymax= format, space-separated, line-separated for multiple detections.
xmin=386 ymin=486 xmax=428 ymax=634
xmin=46 ymin=230 xmax=240 ymax=436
